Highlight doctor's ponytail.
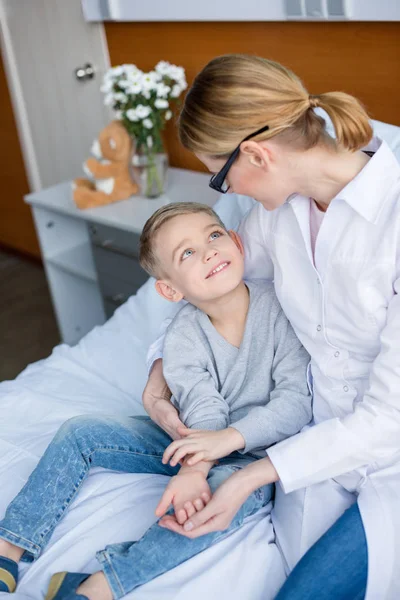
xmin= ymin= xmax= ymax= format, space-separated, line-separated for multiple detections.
xmin=179 ymin=54 xmax=373 ymax=156
xmin=307 ymin=91 xmax=373 ymax=152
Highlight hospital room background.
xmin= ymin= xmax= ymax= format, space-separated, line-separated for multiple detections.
xmin=0 ymin=1 xmax=399 ymax=598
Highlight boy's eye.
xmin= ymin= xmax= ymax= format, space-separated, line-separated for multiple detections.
xmin=181 ymin=249 xmax=194 ymax=260
xmin=210 ymin=231 xmax=222 ymax=240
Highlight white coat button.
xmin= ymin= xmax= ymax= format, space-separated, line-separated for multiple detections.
xmin=343 ymin=385 xmax=349 ymax=392
xmin=316 ymin=325 xmax=322 ymax=331
xmin=334 ymin=351 xmax=340 ymax=357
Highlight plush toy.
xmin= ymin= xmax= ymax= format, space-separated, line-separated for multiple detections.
xmin=73 ymin=120 xmax=139 ymax=209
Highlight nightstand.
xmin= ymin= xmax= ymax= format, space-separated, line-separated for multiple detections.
xmin=25 ymin=168 xmax=218 ymax=345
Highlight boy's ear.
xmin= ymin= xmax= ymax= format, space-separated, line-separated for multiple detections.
xmin=155 ymin=280 xmax=184 ymax=303
xmin=228 ymin=230 xmax=245 ymax=256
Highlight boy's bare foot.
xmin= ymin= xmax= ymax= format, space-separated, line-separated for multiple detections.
xmin=0 ymin=540 xmax=24 ymax=563
xmin=76 ymin=572 xmax=113 ymax=600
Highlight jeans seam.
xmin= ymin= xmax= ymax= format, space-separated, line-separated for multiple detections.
xmin=98 ymin=550 xmax=126 ymax=598
xmin=0 ymin=528 xmax=41 ymax=553
xmin=85 ymin=448 xmax=165 ymax=461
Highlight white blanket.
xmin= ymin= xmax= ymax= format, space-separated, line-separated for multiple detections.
xmin=1 ymin=115 xmax=400 ymax=599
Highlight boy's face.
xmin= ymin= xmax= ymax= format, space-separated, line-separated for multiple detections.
xmin=154 ymin=212 xmax=245 ymax=305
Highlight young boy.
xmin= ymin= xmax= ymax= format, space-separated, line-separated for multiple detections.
xmin=0 ymin=203 xmax=311 ymax=600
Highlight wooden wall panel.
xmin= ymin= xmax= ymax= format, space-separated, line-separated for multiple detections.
xmin=105 ymin=21 xmax=400 ymax=172
xmin=0 ymin=52 xmax=40 ymax=257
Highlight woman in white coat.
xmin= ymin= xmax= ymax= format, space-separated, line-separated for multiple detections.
xmin=143 ymin=54 xmax=400 ymax=599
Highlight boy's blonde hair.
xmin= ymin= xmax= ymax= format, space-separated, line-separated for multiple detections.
xmin=139 ymin=202 xmax=226 ymax=278
xmin=179 ymin=54 xmax=373 ymax=156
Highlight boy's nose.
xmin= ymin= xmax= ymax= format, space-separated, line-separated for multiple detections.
xmin=204 ymin=248 xmax=218 ymax=262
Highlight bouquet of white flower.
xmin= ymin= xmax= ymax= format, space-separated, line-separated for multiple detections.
xmin=100 ymin=61 xmax=187 ymax=197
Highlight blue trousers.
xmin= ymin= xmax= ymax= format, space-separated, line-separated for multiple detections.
xmin=0 ymin=415 xmax=272 ymax=599
xmin=275 ymin=502 xmax=368 ymax=599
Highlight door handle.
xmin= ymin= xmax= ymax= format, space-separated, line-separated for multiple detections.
xmin=75 ymin=63 xmax=95 ymax=81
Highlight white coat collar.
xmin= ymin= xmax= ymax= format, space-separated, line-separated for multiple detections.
xmin=333 ymin=137 xmax=400 ymax=223
xmin=287 ymin=137 xmax=400 ymax=224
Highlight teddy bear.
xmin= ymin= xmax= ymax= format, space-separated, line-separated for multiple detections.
xmin=73 ymin=120 xmax=139 ymax=209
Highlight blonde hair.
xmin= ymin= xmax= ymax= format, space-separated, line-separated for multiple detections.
xmin=139 ymin=202 xmax=226 ymax=278
xmin=179 ymin=54 xmax=372 ymax=155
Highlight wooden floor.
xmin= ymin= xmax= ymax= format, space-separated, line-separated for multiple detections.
xmin=0 ymin=249 xmax=60 ymax=382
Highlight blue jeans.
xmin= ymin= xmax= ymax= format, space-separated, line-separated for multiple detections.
xmin=0 ymin=415 xmax=272 ymax=599
xmin=275 ymin=502 xmax=368 ymax=599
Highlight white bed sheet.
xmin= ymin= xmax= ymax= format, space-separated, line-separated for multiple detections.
xmin=1 ymin=116 xmax=399 ymax=599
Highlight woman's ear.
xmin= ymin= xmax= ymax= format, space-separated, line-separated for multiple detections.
xmin=155 ymin=280 xmax=184 ymax=303
xmin=228 ymin=230 xmax=245 ymax=256
xmin=240 ymin=140 xmax=272 ymax=169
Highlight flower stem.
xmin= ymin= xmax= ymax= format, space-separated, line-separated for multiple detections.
xmin=146 ymin=150 xmax=164 ymax=197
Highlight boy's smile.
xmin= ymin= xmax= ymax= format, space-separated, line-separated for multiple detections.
xmin=205 ymin=261 xmax=231 ymax=279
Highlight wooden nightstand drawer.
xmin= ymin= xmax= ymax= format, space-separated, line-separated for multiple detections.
xmin=88 ymin=222 xmax=141 ymax=258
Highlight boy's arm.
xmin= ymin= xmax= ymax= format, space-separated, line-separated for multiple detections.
xmin=231 ymin=308 xmax=312 ymax=453
xmin=163 ymin=328 xmax=230 ymax=431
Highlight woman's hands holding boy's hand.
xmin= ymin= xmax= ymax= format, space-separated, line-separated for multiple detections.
xmin=163 ymin=427 xmax=246 ymax=467
xmin=160 ymin=457 xmax=279 ymax=539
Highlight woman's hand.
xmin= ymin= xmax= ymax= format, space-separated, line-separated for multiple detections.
xmin=159 ymin=456 xmax=279 ymax=538
xmin=162 ymin=427 xmax=245 ymax=467
xmin=142 ymin=359 xmax=187 ymax=440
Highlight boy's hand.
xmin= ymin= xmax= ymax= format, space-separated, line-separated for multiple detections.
xmin=155 ymin=468 xmax=212 ymax=525
xmin=163 ymin=427 xmax=246 ymax=467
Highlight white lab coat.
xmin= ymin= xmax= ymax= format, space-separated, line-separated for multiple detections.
xmin=239 ymin=137 xmax=400 ymax=599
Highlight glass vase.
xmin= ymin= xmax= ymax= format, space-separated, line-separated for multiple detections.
xmin=132 ymin=144 xmax=168 ymax=198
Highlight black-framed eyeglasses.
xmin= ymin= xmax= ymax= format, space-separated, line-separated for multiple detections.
xmin=209 ymin=124 xmax=270 ymax=194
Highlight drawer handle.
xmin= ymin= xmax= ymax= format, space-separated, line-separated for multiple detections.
xmin=93 ymin=239 xmax=138 ymax=259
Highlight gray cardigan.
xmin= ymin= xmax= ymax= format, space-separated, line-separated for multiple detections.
xmin=163 ymin=280 xmax=312 ymax=455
